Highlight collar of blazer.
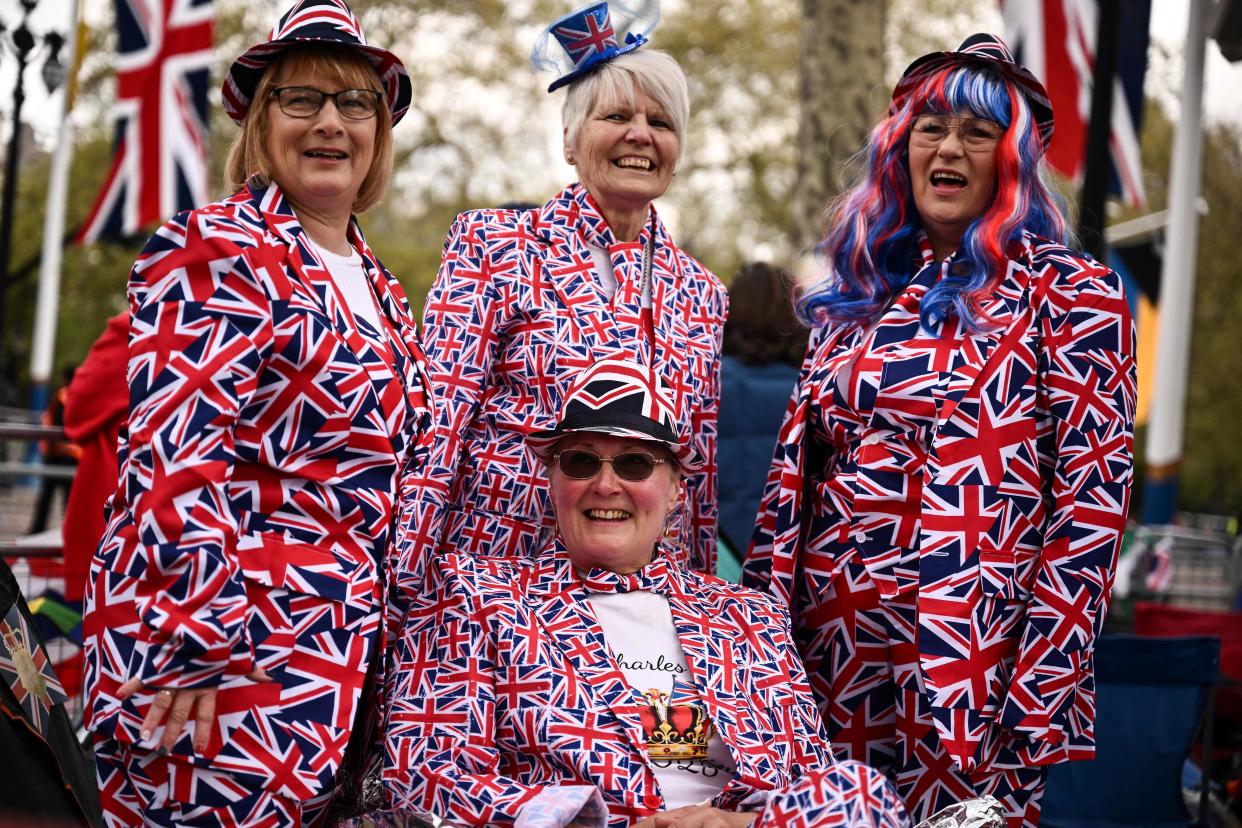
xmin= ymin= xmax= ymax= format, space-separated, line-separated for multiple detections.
xmin=528 ymin=184 xmax=692 ymax=400
xmin=243 ymin=179 xmax=417 ymax=452
xmin=928 ymin=232 xmax=1040 ymax=432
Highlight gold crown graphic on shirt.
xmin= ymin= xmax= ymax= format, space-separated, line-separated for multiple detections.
xmin=638 ymin=688 xmax=713 ymax=761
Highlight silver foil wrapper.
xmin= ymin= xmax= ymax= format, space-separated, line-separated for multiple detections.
xmin=914 ymin=795 xmax=1007 ymax=828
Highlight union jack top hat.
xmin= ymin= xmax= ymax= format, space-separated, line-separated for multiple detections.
xmin=526 ymin=359 xmax=702 ymax=472
xmin=890 ymin=33 xmax=1054 ymax=152
xmin=222 ymin=0 xmax=412 ymax=126
xmin=531 ymin=1 xmax=661 ymax=93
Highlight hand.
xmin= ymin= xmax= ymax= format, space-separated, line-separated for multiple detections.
xmin=117 ymin=667 xmax=271 ymax=754
xmin=633 ymin=805 xmax=756 ymax=828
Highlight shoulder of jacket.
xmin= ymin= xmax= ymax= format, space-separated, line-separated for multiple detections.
xmin=1020 ymin=233 xmax=1118 ymax=289
xmin=681 ymin=571 xmax=788 ymax=616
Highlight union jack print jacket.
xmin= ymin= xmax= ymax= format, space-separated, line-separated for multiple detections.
xmin=400 ymin=184 xmax=726 ymax=593
xmin=83 ymin=181 xmax=432 ymax=800
xmin=744 ymin=232 xmax=1137 ymax=772
xmin=381 ymin=540 xmax=908 ymax=827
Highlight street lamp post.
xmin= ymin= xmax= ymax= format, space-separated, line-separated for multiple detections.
xmin=0 ymin=0 xmax=64 ymax=398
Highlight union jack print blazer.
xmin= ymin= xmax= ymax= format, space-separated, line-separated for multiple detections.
xmin=381 ymin=540 xmax=908 ymax=827
xmin=744 ymin=232 xmax=1137 ymax=772
xmin=83 ymin=181 xmax=432 ymax=801
xmin=399 ymin=184 xmax=726 ymax=594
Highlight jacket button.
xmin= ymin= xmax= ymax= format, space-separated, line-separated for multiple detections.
xmin=854 ymin=531 xmax=869 ymax=544
xmin=862 ymin=434 xmax=880 ymax=446
xmin=643 ymin=792 xmax=662 ymax=809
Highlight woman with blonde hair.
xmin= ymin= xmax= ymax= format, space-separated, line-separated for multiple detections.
xmin=82 ymin=2 xmax=431 ymax=823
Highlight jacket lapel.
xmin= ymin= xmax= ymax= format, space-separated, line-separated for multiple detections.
xmin=932 ymin=241 xmax=1036 ymax=436
xmin=534 ymin=192 xmax=625 ymax=363
xmin=249 ymin=183 xmax=405 ymax=457
xmin=526 ymin=550 xmax=649 ymax=756
xmin=647 ymin=215 xmax=690 ymax=392
xmin=662 ymin=573 xmax=764 ymax=782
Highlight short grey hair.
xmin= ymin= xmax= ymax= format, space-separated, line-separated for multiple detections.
xmin=562 ymin=50 xmax=689 ymax=166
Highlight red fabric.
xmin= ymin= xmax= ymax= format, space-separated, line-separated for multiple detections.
xmin=1133 ymin=602 xmax=1242 ymax=681
xmin=1133 ymin=601 xmax=1242 ymax=725
xmin=61 ymin=313 xmax=129 ymax=603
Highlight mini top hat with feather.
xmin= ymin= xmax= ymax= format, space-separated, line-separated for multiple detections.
xmin=526 ymin=359 xmax=702 ymax=473
xmin=531 ymin=1 xmax=660 ymax=93
xmin=890 ymin=33 xmax=1054 ymax=151
xmin=223 ymin=0 xmax=412 ymax=126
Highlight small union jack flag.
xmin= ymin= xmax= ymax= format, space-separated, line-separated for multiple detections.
xmin=0 ymin=604 xmax=68 ymax=735
xmin=77 ymin=0 xmax=214 ymax=243
xmin=554 ymin=3 xmax=618 ymax=64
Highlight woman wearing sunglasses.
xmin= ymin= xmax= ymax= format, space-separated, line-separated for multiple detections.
xmin=379 ymin=359 xmax=908 ymax=828
xmin=743 ymin=34 xmax=1136 ymax=826
xmin=81 ymin=2 xmax=431 ymax=824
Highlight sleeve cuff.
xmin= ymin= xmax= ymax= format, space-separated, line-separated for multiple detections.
xmin=516 ymin=786 xmax=606 ymax=828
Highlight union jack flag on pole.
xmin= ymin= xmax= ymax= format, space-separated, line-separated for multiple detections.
xmin=77 ymin=0 xmax=213 ymax=244
xmin=1001 ymin=0 xmax=1151 ymax=208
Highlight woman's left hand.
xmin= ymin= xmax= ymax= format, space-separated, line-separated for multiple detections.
xmin=633 ymin=805 xmax=756 ymax=828
xmin=117 ymin=668 xmax=271 ymax=755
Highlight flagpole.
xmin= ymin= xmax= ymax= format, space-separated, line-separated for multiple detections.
xmin=1075 ymin=0 xmax=1121 ymax=260
xmin=1142 ymin=0 xmax=1210 ymax=524
xmin=29 ymin=0 xmax=81 ymax=414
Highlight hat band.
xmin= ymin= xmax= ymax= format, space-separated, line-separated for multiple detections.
xmin=552 ymin=410 xmax=678 ymax=445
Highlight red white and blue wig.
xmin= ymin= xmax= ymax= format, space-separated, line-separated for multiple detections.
xmin=799 ymin=34 xmax=1067 ymax=335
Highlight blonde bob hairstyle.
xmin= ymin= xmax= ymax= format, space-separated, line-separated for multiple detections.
xmin=562 ymin=49 xmax=689 ymax=168
xmin=224 ymin=45 xmax=394 ymax=213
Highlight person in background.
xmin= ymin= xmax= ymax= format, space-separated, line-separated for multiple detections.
xmin=62 ymin=311 xmax=129 ymax=609
xmin=27 ymin=365 xmax=79 ymax=536
xmin=743 ymin=34 xmax=1136 ymax=826
xmin=81 ymin=1 xmax=431 ymax=824
xmin=716 ymin=262 xmax=807 ymax=576
xmin=404 ymin=0 xmax=727 ymax=593
xmin=381 ymin=359 xmax=908 ymax=828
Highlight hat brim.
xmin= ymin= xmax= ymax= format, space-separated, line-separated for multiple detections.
xmin=890 ymin=49 xmax=1054 ymax=149
xmin=527 ymin=424 xmax=704 ymax=475
xmin=223 ymin=37 xmax=413 ymax=126
xmin=547 ymin=39 xmax=644 ymax=93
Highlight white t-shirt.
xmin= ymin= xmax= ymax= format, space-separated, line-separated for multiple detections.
xmin=587 ymin=590 xmax=735 ymax=808
xmin=306 ymin=238 xmax=383 ymax=332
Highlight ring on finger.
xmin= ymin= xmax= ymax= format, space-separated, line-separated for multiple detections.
xmin=157 ymin=689 xmax=173 ymax=700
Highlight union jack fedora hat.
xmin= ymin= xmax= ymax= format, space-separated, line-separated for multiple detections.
xmin=527 ymin=359 xmax=702 ymax=473
xmin=890 ymin=33 xmax=1054 ymax=151
xmin=531 ymin=1 xmax=660 ymax=93
xmin=223 ymin=0 xmax=412 ymax=125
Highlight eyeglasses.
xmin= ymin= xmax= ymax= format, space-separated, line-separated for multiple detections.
xmin=910 ymin=115 xmax=1003 ymax=150
xmin=552 ymin=449 xmax=668 ymax=482
xmin=269 ymin=86 xmax=382 ymax=120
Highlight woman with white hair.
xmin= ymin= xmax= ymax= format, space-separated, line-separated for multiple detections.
xmin=400 ymin=1 xmax=726 ymax=595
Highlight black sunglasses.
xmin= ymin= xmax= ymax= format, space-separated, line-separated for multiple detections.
xmin=552 ymin=448 xmax=668 ymax=482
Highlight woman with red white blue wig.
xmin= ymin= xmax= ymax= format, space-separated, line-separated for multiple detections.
xmin=402 ymin=1 xmax=727 ymax=596
xmin=742 ymin=34 xmax=1136 ymax=826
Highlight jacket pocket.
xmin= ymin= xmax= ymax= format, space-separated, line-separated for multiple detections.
xmin=976 ymin=500 xmax=1042 ymax=600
